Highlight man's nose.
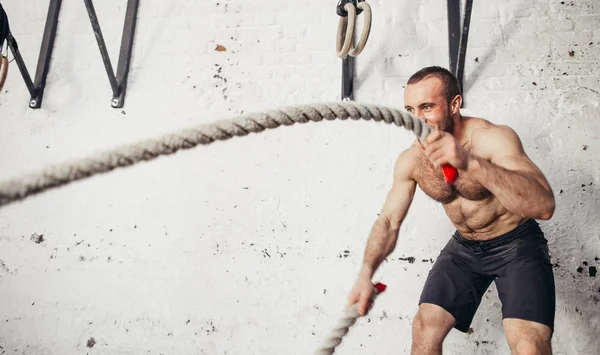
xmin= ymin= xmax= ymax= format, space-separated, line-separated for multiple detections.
xmin=414 ymin=109 xmax=426 ymax=123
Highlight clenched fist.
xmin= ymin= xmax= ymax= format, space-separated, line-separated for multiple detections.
xmin=424 ymin=130 xmax=470 ymax=171
xmin=345 ymin=274 xmax=375 ymax=316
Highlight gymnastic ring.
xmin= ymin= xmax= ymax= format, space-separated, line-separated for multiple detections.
xmin=348 ymin=1 xmax=371 ymax=57
xmin=336 ymin=3 xmax=356 ymax=59
xmin=0 ymin=55 xmax=8 ymax=93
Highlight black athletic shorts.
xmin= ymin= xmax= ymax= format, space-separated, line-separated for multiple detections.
xmin=418 ymin=219 xmax=555 ymax=333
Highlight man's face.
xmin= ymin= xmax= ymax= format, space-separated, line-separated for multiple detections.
xmin=404 ymin=76 xmax=453 ymax=133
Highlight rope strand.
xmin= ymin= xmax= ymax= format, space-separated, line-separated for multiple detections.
xmin=314 ymin=282 xmax=387 ymax=355
xmin=0 ymin=102 xmax=432 ymax=208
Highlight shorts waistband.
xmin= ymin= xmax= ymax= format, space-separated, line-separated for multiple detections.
xmin=452 ymin=219 xmax=542 ymax=250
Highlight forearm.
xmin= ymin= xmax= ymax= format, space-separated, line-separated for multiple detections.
xmin=360 ymin=217 xmax=399 ymax=278
xmin=467 ymin=156 xmax=555 ymax=219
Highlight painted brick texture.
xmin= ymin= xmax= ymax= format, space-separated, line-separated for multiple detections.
xmin=0 ymin=0 xmax=598 ymax=354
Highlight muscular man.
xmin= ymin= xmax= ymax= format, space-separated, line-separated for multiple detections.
xmin=346 ymin=66 xmax=556 ymax=354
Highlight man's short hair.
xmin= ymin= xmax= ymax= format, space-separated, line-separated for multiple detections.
xmin=407 ymin=66 xmax=461 ymax=104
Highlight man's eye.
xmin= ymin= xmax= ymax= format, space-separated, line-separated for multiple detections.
xmin=423 ymin=105 xmax=432 ymax=110
xmin=406 ymin=108 xmax=413 ymax=113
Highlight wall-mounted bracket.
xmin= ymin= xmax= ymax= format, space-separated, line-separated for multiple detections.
xmin=341 ymin=54 xmax=354 ymax=101
xmin=339 ymin=4 xmax=355 ymax=102
xmin=83 ymin=0 xmax=138 ymax=108
xmin=447 ymin=0 xmax=473 ymax=107
xmin=3 ymin=0 xmax=62 ymax=109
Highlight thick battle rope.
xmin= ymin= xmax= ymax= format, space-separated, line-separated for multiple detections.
xmin=315 ymin=283 xmax=386 ymax=355
xmin=0 ymin=102 xmax=436 ymax=208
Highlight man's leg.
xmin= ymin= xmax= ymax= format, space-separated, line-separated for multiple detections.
xmin=503 ymin=319 xmax=552 ymax=355
xmin=411 ymin=303 xmax=455 ymax=355
xmin=415 ymin=237 xmax=494 ymax=354
xmin=492 ymin=223 xmax=555 ymax=355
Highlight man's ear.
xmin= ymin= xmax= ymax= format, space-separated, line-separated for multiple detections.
xmin=450 ymin=95 xmax=462 ymax=114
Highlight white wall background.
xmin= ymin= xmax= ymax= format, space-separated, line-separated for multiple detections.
xmin=0 ymin=0 xmax=599 ymax=354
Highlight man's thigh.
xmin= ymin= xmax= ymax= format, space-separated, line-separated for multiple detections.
xmin=493 ymin=235 xmax=556 ymax=333
xmin=419 ymin=238 xmax=494 ymax=333
xmin=503 ymin=318 xmax=553 ymax=354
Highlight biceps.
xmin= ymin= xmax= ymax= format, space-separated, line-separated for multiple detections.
xmin=379 ymin=180 xmax=417 ymax=230
xmin=492 ymin=154 xmax=552 ymax=191
xmin=477 ymin=125 xmax=551 ymax=188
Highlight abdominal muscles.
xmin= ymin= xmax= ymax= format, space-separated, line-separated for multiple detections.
xmin=414 ymin=154 xmax=523 ymax=240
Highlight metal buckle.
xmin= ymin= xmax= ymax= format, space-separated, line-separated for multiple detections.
xmin=336 ymin=0 xmax=364 ymax=17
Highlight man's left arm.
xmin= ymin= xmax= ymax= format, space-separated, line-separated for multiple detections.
xmin=424 ymin=125 xmax=555 ymax=220
xmin=466 ymin=125 xmax=556 ymax=220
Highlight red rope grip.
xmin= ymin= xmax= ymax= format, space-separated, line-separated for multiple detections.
xmin=441 ymin=164 xmax=458 ymax=184
xmin=373 ymin=282 xmax=387 ymax=293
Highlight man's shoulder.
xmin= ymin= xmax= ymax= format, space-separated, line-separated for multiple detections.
xmin=467 ymin=118 xmax=523 ymax=158
xmin=392 ymin=144 xmax=421 ymax=181
xmin=466 ymin=117 xmax=519 ymax=143
xmin=465 ymin=116 xmax=494 ymax=133
xmin=399 ymin=142 xmax=422 ymax=162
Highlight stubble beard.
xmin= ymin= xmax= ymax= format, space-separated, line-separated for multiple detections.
xmin=440 ymin=108 xmax=454 ymax=133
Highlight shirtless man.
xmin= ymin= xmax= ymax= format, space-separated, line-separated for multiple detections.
xmin=346 ymin=66 xmax=556 ymax=354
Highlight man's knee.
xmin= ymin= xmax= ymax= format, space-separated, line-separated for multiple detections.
xmin=512 ymin=338 xmax=552 ymax=355
xmin=504 ymin=319 xmax=552 ymax=355
xmin=412 ymin=303 xmax=455 ymax=346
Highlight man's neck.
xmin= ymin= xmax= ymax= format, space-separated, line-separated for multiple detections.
xmin=451 ymin=114 xmax=468 ymax=144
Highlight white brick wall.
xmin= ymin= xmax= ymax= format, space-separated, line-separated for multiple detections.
xmin=0 ymin=0 xmax=599 ymax=354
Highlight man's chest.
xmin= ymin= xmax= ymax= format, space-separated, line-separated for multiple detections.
xmin=413 ymin=152 xmax=491 ymax=203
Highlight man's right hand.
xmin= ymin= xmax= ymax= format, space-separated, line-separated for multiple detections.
xmin=344 ymin=148 xmax=417 ymax=317
xmin=345 ymin=272 xmax=375 ymax=316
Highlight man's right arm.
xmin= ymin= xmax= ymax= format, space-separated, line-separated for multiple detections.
xmin=346 ymin=147 xmax=418 ymax=315
xmin=360 ymin=147 xmax=417 ymax=279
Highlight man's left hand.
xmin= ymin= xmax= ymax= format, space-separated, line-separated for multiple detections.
xmin=424 ymin=130 xmax=471 ymax=171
